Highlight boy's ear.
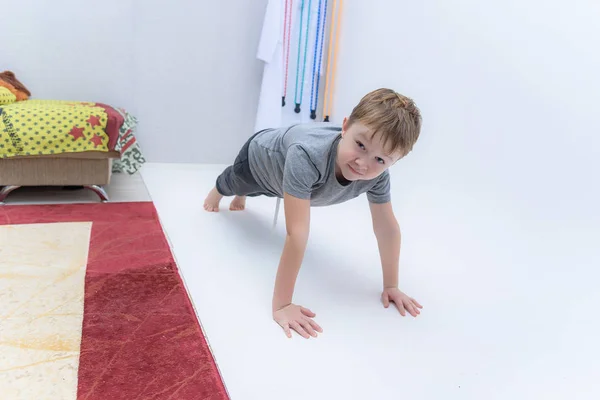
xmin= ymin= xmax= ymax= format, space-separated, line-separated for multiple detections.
xmin=341 ymin=117 xmax=349 ymax=135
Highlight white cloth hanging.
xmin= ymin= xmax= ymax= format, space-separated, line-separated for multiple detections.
xmin=254 ymin=0 xmax=284 ymax=133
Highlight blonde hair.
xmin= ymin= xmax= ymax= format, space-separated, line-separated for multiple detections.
xmin=347 ymin=88 xmax=422 ymax=155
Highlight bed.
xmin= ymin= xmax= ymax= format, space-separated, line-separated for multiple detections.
xmin=0 ymin=82 xmax=145 ymax=204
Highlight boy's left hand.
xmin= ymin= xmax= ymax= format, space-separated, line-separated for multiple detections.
xmin=382 ymin=287 xmax=423 ymax=317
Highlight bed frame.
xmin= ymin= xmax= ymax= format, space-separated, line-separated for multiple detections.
xmin=0 ymin=151 xmax=120 ymax=204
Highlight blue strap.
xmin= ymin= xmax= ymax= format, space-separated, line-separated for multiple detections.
xmin=294 ymin=0 xmax=313 ymax=113
xmin=310 ymin=0 xmax=327 ymax=119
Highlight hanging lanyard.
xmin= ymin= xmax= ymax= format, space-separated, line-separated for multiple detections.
xmin=309 ymin=0 xmax=328 ymax=120
xmin=322 ymin=0 xmax=342 ymax=122
xmin=282 ymin=0 xmax=293 ymax=107
xmin=294 ymin=0 xmax=313 ymax=113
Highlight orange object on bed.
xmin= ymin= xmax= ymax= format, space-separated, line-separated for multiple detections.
xmin=0 ymin=71 xmax=30 ymax=101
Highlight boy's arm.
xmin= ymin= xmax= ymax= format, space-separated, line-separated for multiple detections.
xmin=272 ymin=192 xmax=310 ymax=311
xmin=272 ymin=192 xmax=322 ymax=338
xmin=369 ymin=201 xmax=401 ymax=288
xmin=369 ymin=201 xmax=423 ymax=317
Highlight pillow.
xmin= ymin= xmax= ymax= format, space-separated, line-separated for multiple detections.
xmin=0 ymin=86 xmax=16 ymax=105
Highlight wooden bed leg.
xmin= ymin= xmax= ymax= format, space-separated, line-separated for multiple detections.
xmin=84 ymin=185 xmax=109 ymax=203
xmin=0 ymin=185 xmax=21 ymax=205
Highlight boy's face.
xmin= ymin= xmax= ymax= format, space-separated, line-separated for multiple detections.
xmin=336 ymin=118 xmax=404 ymax=182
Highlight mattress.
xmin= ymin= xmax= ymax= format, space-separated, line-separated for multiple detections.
xmin=0 ymin=99 xmax=122 ymax=158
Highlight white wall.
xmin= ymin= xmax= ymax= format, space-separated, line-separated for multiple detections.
xmin=0 ymin=0 xmax=268 ymax=163
xmin=132 ymin=0 xmax=267 ymax=163
xmin=331 ymin=0 xmax=599 ymax=254
xmin=326 ymin=2 xmax=599 ymax=392
xmin=0 ymin=0 xmax=135 ymax=108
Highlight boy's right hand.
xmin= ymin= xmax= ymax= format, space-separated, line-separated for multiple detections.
xmin=273 ymin=304 xmax=323 ymax=339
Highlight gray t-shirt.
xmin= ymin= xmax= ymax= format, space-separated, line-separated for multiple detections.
xmin=248 ymin=123 xmax=391 ymax=207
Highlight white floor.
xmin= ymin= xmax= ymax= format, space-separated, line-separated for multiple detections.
xmin=3 ymin=164 xmax=598 ymax=399
xmin=0 ymin=172 xmax=151 ymax=205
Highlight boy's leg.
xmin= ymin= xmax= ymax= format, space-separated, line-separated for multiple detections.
xmin=204 ymin=132 xmax=265 ymax=212
xmin=203 ymin=186 xmax=224 ymax=212
xmin=203 ymin=164 xmax=236 ymax=212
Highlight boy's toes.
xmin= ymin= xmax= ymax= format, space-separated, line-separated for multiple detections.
xmin=229 ymin=196 xmax=246 ymax=211
xmin=204 ymin=203 xmax=219 ymax=212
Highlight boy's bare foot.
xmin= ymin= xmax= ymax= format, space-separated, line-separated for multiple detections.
xmin=204 ymin=187 xmax=223 ymax=212
xmin=230 ymin=195 xmax=246 ymax=211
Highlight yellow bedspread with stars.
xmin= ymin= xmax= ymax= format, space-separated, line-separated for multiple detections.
xmin=0 ymin=99 xmax=115 ymax=158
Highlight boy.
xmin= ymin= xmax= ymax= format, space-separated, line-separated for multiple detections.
xmin=204 ymin=88 xmax=423 ymax=339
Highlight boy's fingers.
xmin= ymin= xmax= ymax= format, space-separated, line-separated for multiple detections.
xmin=412 ymin=301 xmax=421 ymax=314
xmin=395 ymin=302 xmax=406 ymax=316
xmin=301 ymin=307 xmax=315 ymax=317
xmin=412 ymin=298 xmax=423 ymax=309
xmin=402 ymin=300 xmax=414 ymax=316
xmin=406 ymin=303 xmax=417 ymax=317
xmin=301 ymin=320 xmax=317 ymax=337
xmin=282 ymin=323 xmax=292 ymax=338
xmin=308 ymin=319 xmax=323 ymax=333
xmin=382 ymin=293 xmax=390 ymax=308
xmin=290 ymin=321 xmax=310 ymax=339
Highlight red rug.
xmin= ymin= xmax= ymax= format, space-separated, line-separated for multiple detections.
xmin=0 ymin=202 xmax=229 ymax=400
